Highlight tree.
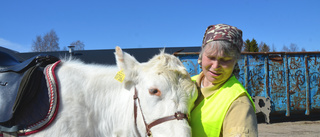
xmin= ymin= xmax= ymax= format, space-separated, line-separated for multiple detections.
xmin=289 ymin=43 xmax=299 ymax=52
xmin=281 ymin=45 xmax=290 ymax=52
xmin=243 ymin=39 xmax=250 ymax=52
xmin=258 ymin=42 xmax=270 ymax=52
xmin=62 ymin=40 xmax=85 ymax=51
xmin=271 ymin=44 xmax=276 ymax=52
xmin=301 ymin=48 xmax=306 ymax=52
xmin=32 ymin=29 xmax=59 ymax=52
xmin=244 ymin=38 xmax=258 ymax=52
xmin=33 ymin=35 xmax=43 ymax=51
xmin=281 ymin=43 xmax=299 ymax=52
xmin=70 ymin=40 xmax=85 ymax=50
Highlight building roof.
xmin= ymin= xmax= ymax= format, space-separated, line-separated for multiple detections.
xmin=15 ymin=47 xmax=201 ymax=65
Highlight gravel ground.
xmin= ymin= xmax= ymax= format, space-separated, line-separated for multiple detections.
xmin=257 ymin=114 xmax=320 ymax=137
xmin=258 ymin=120 xmax=320 ymax=137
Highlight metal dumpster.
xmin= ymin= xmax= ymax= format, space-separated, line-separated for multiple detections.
xmin=175 ymin=51 xmax=320 ymax=123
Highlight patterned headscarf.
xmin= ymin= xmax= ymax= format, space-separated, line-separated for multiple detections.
xmin=202 ymin=24 xmax=243 ymax=51
xmin=198 ymin=24 xmax=243 ymax=64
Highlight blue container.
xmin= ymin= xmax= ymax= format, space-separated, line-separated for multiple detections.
xmin=175 ymin=52 xmax=320 ymax=123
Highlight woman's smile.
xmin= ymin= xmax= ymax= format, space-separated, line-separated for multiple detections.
xmin=208 ymin=70 xmax=221 ymax=77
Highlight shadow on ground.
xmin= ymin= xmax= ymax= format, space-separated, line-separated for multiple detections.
xmin=257 ymin=113 xmax=320 ymax=124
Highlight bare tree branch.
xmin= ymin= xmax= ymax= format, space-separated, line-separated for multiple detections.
xmin=31 ymin=29 xmax=59 ymax=52
xmin=70 ymin=40 xmax=85 ymax=50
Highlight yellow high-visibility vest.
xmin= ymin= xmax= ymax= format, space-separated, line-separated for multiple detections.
xmin=189 ymin=75 xmax=254 ymax=137
xmin=191 ymin=75 xmax=198 ymax=82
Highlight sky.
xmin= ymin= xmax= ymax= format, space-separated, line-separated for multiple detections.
xmin=1 ymin=0 xmax=319 ymax=53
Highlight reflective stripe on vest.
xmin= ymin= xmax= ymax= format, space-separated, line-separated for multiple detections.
xmin=190 ymin=75 xmax=255 ymax=137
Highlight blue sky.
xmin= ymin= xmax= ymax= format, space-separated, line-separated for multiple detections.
xmin=1 ymin=0 xmax=319 ymax=52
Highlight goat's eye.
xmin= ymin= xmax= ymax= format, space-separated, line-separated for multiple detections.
xmin=149 ymin=88 xmax=161 ymax=96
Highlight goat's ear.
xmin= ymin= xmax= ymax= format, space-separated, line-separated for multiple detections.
xmin=114 ymin=46 xmax=139 ymax=82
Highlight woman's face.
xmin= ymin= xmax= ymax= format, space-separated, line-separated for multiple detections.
xmin=201 ymin=48 xmax=237 ymax=86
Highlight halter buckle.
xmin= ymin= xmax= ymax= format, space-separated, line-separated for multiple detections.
xmin=175 ymin=112 xmax=188 ymax=120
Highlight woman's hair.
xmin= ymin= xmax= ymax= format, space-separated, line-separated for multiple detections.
xmin=199 ymin=40 xmax=242 ymax=61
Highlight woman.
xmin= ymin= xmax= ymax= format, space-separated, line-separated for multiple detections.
xmin=189 ymin=24 xmax=258 ymax=137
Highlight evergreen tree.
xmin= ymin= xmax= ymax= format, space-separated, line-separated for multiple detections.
xmin=259 ymin=42 xmax=270 ymax=52
xmin=244 ymin=38 xmax=259 ymax=52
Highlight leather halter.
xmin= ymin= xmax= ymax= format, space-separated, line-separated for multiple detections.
xmin=133 ymin=87 xmax=188 ymax=136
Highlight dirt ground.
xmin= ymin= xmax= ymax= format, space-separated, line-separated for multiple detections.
xmin=258 ymin=119 xmax=320 ymax=137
